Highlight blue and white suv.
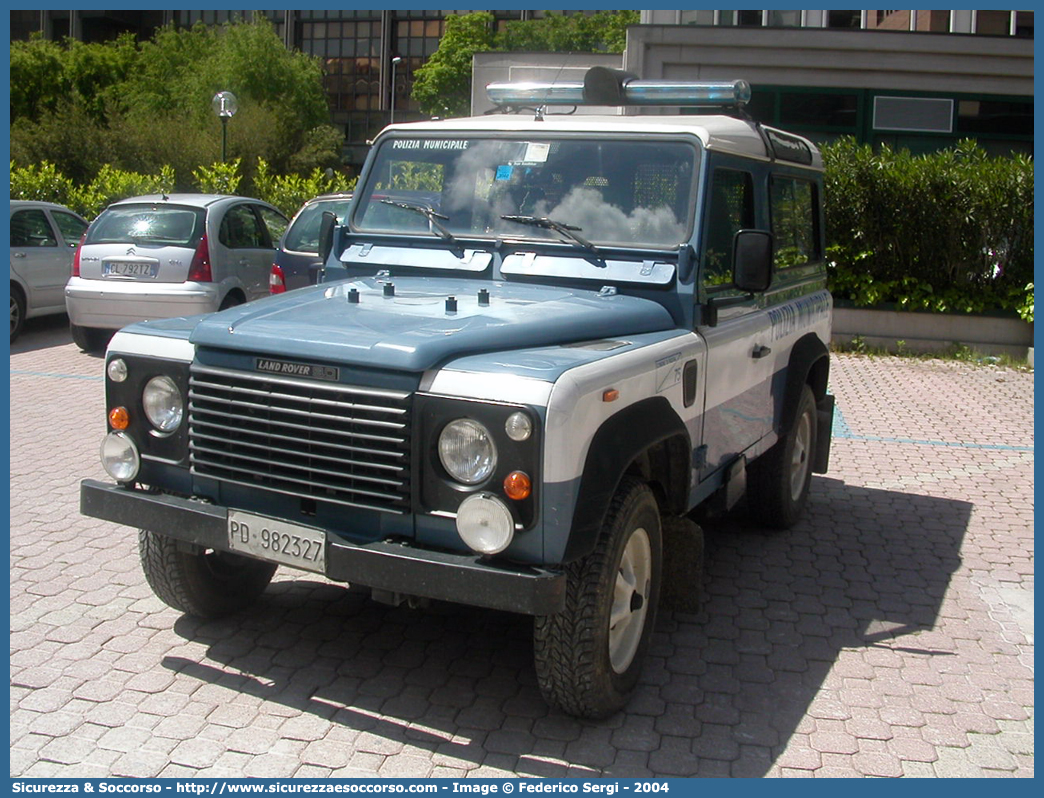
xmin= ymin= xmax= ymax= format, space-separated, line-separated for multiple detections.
xmin=81 ymin=69 xmax=834 ymax=718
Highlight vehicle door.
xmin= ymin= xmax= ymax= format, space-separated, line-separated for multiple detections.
xmin=10 ymin=207 xmax=77 ymax=312
xmin=695 ymin=164 xmax=776 ymax=480
xmin=215 ymin=203 xmax=277 ymax=300
xmin=253 ymin=203 xmax=290 ymax=288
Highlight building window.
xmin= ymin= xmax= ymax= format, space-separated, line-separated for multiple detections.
xmin=679 ymin=10 xmax=716 ymax=26
xmin=975 ymin=10 xmax=1012 ymax=35
xmin=867 ymin=10 xmax=911 ymax=31
xmin=737 ymin=11 xmax=764 ymax=27
xmin=767 ymin=11 xmax=802 ymax=28
xmin=957 ymin=99 xmax=1033 ymax=137
xmin=827 ymin=10 xmax=862 ymax=29
xmin=780 ymin=92 xmax=859 ymax=129
xmin=1014 ymin=11 xmax=1034 ymax=37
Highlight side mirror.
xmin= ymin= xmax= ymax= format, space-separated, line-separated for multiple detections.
xmin=733 ymin=229 xmax=773 ymax=293
xmin=317 ymin=211 xmax=338 ymax=265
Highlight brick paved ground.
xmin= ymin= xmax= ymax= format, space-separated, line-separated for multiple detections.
xmin=10 ymin=315 xmax=1034 ymax=778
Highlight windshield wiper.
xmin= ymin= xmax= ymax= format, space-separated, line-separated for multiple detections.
xmin=500 ymin=214 xmax=600 ymax=257
xmin=380 ymin=199 xmax=461 ymax=248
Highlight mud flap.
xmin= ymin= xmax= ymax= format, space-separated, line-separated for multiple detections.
xmin=813 ymin=393 xmax=835 ymax=473
xmin=661 ymin=515 xmax=705 ymax=615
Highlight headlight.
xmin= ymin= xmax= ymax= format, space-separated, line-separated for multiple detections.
xmin=100 ymin=432 xmax=139 ymax=481
xmin=142 ymin=376 xmax=183 ymax=432
xmin=438 ymin=419 xmax=497 ymax=484
xmin=456 ymin=493 xmax=514 ymax=555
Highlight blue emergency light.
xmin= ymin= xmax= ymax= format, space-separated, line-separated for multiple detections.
xmin=487 ymin=67 xmax=751 ymax=109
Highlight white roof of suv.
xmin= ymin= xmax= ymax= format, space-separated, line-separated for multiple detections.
xmin=378 ymin=114 xmax=823 ymax=170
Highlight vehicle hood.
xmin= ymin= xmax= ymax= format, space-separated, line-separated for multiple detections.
xmin=188 ymin=276 xmax=675 ymax=372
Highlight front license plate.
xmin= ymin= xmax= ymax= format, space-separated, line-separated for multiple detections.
xmin=104 ymin=262 xmax=157 ymax=278
xmin=228 ymin=511 xmax=326 ymax=573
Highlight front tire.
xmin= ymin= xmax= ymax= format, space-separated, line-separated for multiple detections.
xmin=534 ymin=477 xmax=662 ymax=719
xmin=749 ymin=384 xmax=817 ymax=529
xmin=138 ymin=530 xmax=277 ymax=618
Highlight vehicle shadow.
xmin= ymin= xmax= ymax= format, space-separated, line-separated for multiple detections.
xmin=164 ymin=476 xmax=970 ymax=777
xmin=9 ymin=313 xmax=79 ymax=355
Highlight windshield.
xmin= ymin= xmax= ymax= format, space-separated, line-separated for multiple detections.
xmin=353 ymin=136 xmax=699 ymax=249
xmin=86 ymin=205 xmax=204 ymax=247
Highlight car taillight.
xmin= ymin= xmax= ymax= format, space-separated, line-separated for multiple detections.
xmin=269 ymin=263 xmax=286 ymax=294
xmin=72 ymin=232 xmax=87 ymax=277
xmin=188 ymin=235 xmax=212 ymax=282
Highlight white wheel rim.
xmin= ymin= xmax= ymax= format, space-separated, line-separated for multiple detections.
xmin=11 ymin=296 xmax=20 ymax=334
xmin=609 ymin=526 xmax=652 ymax=673
xmin=789 ymin=409 xmax=812 ymax=502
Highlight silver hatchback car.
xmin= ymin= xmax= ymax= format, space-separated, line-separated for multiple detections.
xmin=65 ymin=194 xmax=288 ymax=351
xmin=10 ymin=200 xmax=89 ymax=342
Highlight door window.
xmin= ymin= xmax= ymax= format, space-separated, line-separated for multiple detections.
xmin=219 ymin=205 xmax=266 ymax=249
xmin=11 ymin=210 xmax=57 ymax=248
xmin=702 ymin=169 xmax=754 ymax=292
xmin=770 ymin=177 xmax=819 ymax=269
xmin=51 ymin=211 xmax=88 ymax=246
xmin=254 ymin=206 xmax=289 ymax=246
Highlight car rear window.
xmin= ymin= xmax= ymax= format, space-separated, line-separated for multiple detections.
xmin=85 ymin=205 xmax=205 ymax=247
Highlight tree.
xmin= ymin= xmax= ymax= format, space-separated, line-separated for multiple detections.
xmin=411 ymin=12 xmax=496 ymax=119
xmin=10 ymin=18 xmax=343 ymax=191
xmin=411 ymin=10 xmax=639 ymax=118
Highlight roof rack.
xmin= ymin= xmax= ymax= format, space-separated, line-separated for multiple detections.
xmin=486 ymin=66 xmax=750 ymax=110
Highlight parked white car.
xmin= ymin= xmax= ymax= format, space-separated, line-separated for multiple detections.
xmin=65 ymin=194 xmax=288 ymax=351
xmin=10 ymin=200 xmax=89 ymax=342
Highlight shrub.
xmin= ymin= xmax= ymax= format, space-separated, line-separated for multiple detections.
xmin=10 ymin=161 xmax=76 ymax=206
xmin=69 ymin=164 xmax=176 ymax=218
xmin=823 ymin=138 xmax=1033 ymax=318
xmin=192 ymin=159 xmax=242 ymax=195
xmin=253 ymin=158 xmax=355 ymax=217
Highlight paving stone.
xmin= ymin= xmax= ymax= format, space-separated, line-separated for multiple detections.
xmin=9 ymin=343 xmax=1035 ymax=779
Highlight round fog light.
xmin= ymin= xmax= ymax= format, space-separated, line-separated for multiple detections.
xmin=100 ymin=432 xmax=140 ymax=482
xmin=456 ymin=493 xmax=514 ymax=555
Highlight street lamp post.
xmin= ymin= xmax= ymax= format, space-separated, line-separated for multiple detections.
xmin=390 ymin=57 xmax=402 ymax=125
xmin=211 ymin=91 xmax=239 ymax=163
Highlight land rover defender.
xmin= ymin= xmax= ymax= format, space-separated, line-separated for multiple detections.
xmin=81 ymin=69 xmax=834 ymax=718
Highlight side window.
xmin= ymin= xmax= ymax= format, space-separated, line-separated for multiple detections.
xmin=219 ymin=205 xmax=265 ymax=249
xmin=51 ymin=211 xmax=88 ymax=247
xmin=702 ymin=169 xmax=754 ymax=291
xmin=11 ymin=210 xmax=58 ymax=248
xmin=255 ymin=206 xmax=289 ymax=247
xmin=770 ymin=177 xmax=819 ymax=269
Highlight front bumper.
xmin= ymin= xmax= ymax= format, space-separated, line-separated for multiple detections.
xmin=80 ymin=479 xmax=565 ymax=615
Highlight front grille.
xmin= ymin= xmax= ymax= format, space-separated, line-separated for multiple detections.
xmin=188 ymin=364 xmax=412 ymax=514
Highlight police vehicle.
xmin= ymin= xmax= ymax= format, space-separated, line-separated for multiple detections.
xmin=81 ymin=68 xmax=834 ymax=718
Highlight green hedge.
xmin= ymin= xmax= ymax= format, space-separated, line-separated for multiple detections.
xmin=10 ymin=158 xmax=355 ymax=221
xmin=822 ymin=137 xmax=1033 ymax=322
xmin=11 ymin=142 xmax=1034 ymax=323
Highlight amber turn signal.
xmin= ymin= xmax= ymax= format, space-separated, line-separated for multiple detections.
xmin=108 ymin=406 xmax=130 ymax=430
xmin=503 ymin=471 xmax=532 ymax=501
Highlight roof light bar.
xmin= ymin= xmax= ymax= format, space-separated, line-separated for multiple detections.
xmin=487 ymin=67 xmax=751 ymax=109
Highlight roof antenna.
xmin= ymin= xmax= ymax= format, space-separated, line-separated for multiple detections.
xmin=536 ymin=55 xmax=570 ymax=121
